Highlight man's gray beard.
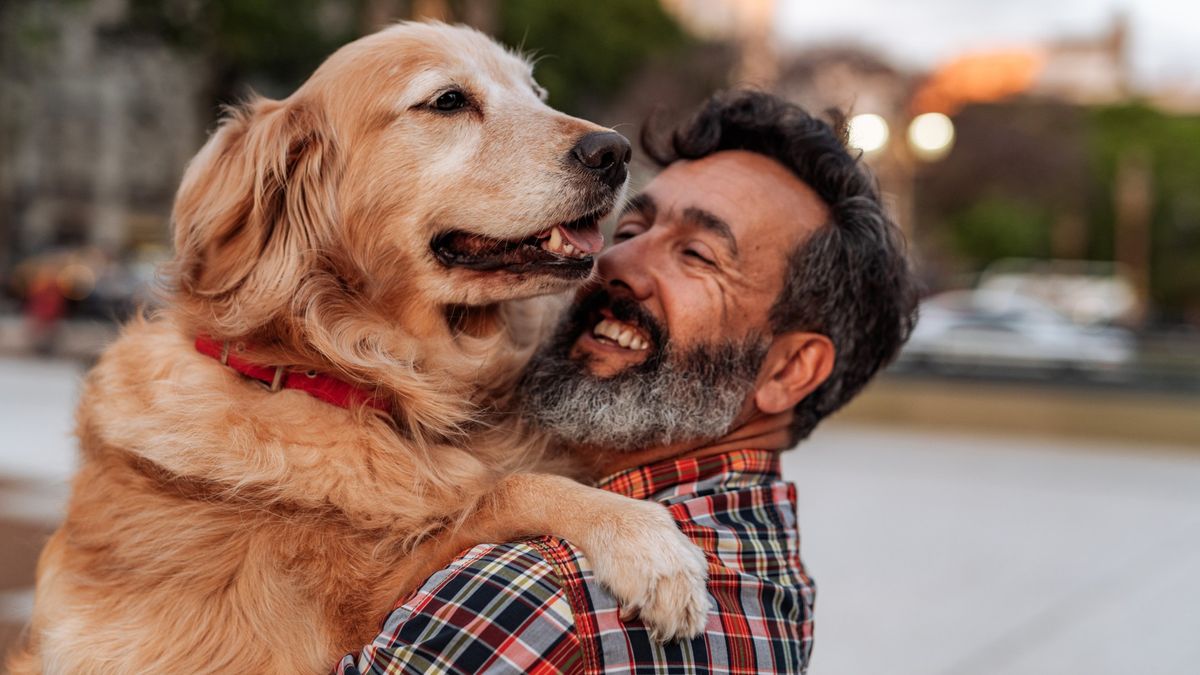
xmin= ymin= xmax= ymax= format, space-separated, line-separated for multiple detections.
xmin=516 ymin=333 xmax=769 ymax=452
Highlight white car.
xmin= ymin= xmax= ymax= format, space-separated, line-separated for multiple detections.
xmin=900 ymin=290 xmax=1135 ymax=375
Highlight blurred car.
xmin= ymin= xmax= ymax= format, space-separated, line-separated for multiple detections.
xmin=899 ymin=290 xmax=1136 ymax=377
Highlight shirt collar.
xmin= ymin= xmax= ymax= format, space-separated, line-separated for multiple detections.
xmin=597 ymin=449 xmax=782 ymax=501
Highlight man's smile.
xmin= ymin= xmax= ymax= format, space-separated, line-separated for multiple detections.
xmin=574 ymin=322 xmax=653 ymax=372
xmin=568 ymin=295 xmax=663 ymax=374
xmin=591 ymin=314 xmax=651 ymax=351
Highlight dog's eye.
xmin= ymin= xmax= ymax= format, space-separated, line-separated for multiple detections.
xmin=433 ymin=90 xmax=469 ymax=112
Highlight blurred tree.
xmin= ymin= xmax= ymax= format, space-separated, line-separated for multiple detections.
xmin=913 ymin=101 xmax=1087 ymax=281
xmin=496 ymin=0 xmax=690 ymax=115
xmin=104 ymin=0 xmax=693 ymax=118
xmin=914 ymin=99 xmax=1200 ymax=323
xmin=1087 ymin=104 xmax=1200 ymax=322
xmin=108 ymin=0 xmax=366 ymax=105
xmin=946 ymin=196 xmax=1053 ymax=266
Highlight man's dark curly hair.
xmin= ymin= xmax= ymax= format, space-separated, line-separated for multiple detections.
xmin=642 ymin=89 xmax=918 ymax=442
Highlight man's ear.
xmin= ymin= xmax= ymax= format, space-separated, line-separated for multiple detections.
xmin=754 ymin=332 xmax=835 ymax=415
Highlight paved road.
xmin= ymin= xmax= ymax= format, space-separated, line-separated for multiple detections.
xmin=2 ymin=356 xmax=1199 ymax=673
xmin=786 ymin=426 xmax=1200 ymax=674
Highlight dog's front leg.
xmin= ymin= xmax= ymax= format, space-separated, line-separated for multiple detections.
xmin=404 ymin=472 xmax=711 ymax=642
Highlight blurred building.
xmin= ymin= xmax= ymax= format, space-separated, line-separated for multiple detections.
xmin=1036 ymin=15 xmax=1130 ymax=105
xmin=913 ymin=15 xmax=1132 ymax=116
xmin=776 ymin=46 xmax=909 ymax=120
xmin=0 ymin=0 xmax=206 ymax=281
xmin=660 ymin=0 xmax=778 ymax=85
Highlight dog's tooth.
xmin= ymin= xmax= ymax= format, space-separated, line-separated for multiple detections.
xmin=617 ymin=329 xmax=633 ymax=348
xmin=630 ymin=336 xmax=645 ymax=350
xmin=563 ymin=243 xmax=576 ymax=255
xmin=548 ymin=227 xmax=562 ymax=252
xmin=601 ymin=321 xmax=622 ymax=340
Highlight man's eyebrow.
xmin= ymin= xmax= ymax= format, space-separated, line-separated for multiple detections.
xmin=681 ymin=207 xmax=739 ymax=257
xmin=619 ymin=192 xmax=656 ymax=221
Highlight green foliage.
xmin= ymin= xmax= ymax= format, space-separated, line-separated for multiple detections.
xmin=116 ymin=0 xmax=363 ymax=100
xmin=946 ymin=196 xmax=1053 ymax=266
xmin=108 ymin=0 xmax=690 ymax=112
xmin=930 ymin=101 xmax=1200 ymax=318
xmin=1087 ymin=103 xmax=1200 ymax=318
xmin=497 ymin=0 xmax=689 ymax=114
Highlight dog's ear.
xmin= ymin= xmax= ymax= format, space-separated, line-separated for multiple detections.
xmin=171 ymin=97 xmax=337 ymax=335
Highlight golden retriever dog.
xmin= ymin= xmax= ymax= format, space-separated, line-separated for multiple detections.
xmin=10 ymin=22 xmax=708 ymax=674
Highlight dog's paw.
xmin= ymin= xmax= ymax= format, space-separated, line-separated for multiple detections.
xmin=588 ymin=500 xmax=710 ymax=642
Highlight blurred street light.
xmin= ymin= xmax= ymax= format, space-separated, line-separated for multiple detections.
xmin=907 ymin=112 xmax=956 ymax=161
xmin=844 ymin=110 xmax=956 ymax=235
xmin=848 ymin=113 xmax=890 ymax=154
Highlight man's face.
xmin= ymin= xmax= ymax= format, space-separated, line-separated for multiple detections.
xmin=518 ymin=150 xmax=830 ymax=449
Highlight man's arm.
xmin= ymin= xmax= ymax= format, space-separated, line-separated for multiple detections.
xmin=337 ymin=542 xmax=584 ymax=675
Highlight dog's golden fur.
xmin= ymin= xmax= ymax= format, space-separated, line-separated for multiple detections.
xmin=10 ymin=22 xmax=707 ymax=674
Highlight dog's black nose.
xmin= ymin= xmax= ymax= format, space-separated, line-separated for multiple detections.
xmin=571 ymin=131 xmax=632 ymax=189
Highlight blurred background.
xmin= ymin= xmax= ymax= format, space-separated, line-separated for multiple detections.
xmin=1 ymin=0 xmax=1198 ymax=672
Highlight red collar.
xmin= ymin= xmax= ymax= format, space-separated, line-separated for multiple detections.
xmin=194 ymin=336 xmax=390 ymax=414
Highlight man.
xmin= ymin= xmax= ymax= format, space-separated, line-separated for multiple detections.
xmin=339 ymin=90 xmax=916 ymax=674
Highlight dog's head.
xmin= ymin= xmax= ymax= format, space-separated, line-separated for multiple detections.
xmin=172 ymin=21 xmax=628 ymax=338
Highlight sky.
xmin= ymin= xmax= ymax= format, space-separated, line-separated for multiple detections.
xmin=775 ymin=0 xmax=1200 ymax=89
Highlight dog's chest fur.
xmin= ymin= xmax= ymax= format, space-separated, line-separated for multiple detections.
xmin=33 ymin=317 xmax=533 ymax=672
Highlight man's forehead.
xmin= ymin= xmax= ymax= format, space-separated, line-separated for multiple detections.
xmin=640 ymin=150 xmax=829 ymax=244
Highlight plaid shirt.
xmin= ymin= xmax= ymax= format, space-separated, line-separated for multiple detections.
xmin=337 ymin=449 xmax=815 ymax=674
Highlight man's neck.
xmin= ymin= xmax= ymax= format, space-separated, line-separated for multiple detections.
xmin=587 ymin=410 xmax=795 ymax=480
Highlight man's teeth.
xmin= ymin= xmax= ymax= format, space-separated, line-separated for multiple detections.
xmin=593 ymin=318 xmax=649 ymax=351
xmin=539 ymin=226 xmax=587 ymax=258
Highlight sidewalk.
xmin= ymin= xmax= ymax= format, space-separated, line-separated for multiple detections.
xmin=0 ymin=316 xmax=118 ymax=362
xmin=842 ymin=374 xmax=1200 ymax=447
xmin=786 ymin=425 xmax=1200 ymax=675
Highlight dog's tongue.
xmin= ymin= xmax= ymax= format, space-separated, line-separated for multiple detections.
xmin=557 ymin=224 xmax=604 ymax=254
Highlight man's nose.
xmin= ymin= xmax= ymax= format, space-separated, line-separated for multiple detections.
xmin=570 ymin=131 xmax=632 ymax=189
xmin=597 ymin=236 xmax=654 ymax=301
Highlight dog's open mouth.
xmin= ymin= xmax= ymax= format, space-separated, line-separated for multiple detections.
xmin=432 ymin=209 xmax=607 ymax=277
